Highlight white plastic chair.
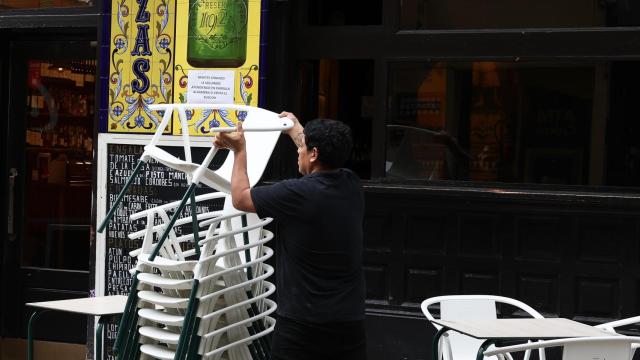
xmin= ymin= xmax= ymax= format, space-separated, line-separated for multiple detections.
xmin=144 ymin=103 xmax=293 ymax=193
xmin=421 ymin=295 xmax=547 ymax=360
xmin=110 ymin=102 xmax=290 ymax=359
xmin=595 ymin=315 xmax=640 ymax=356
xmin=596 ymin=315 xmax=640 ymax=334
xmin=483 ymin=336 xmax=640 ymax=360
xmin=124 ymin=194 xmax=276 ymax=360
xmin=98 ymin=103 xmax=293 ymax=233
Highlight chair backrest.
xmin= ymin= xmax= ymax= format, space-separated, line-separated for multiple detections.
xmin=214 ymin=106 xmax=291 ymax=188
xmin=441 ymin=299 xmax=497 ymax=360
xmin=146 ymin=103 xmax=293 ymax=192
xmin=441 ymin=299 xmax=497 ymax=320
xmin=422 ymin=295 xmax=545 ymax=360
xmin=422 ymin=295 xmax=544 ymax=323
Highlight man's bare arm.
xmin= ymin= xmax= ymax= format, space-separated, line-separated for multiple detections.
xmin=229 ymin=147 xmax=256 ymax=212
xmin=212 ymin=123 xmax=256 ymax=212
xmin=280 ymin=111 xmax=305 ymax=148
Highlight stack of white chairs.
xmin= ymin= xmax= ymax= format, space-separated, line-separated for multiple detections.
xmin=117 ymin=194 xmax=276 ymax=360
xmin=105 ymin=104 xmax=292 ymax=360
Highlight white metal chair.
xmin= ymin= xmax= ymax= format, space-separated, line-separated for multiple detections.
xmin=483 ymin=336 xmax=640 ymax=360
xmin=421 ymin=295 xmax=547 ymax=360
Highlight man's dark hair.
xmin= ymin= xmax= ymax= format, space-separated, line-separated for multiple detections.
xmin=304 ymin=118 xmax=353 ymax=169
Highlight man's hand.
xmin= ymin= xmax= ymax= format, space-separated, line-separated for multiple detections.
xmin=213 ymin=122 xmax=246 ymax=152
xmin=213 ymin=121 xmax=255 ymax=212
xmin=279 ymin=111 xmax=304 ymax=148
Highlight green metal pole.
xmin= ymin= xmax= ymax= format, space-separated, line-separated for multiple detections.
xmin=432 ymin=327 xmax=447 ymax=360
xmin=476 ymin=339 xmax=495 ymax=360
xmin=123 ymin=325 xmax=141 ymax=360
xmin=175 ymin=280 xmax=199 ymax=360
xmin=185 ymin=319 xmax=202 ymax=360
xmin=189 ymin=191 xmax=201 ymax=257
xmin=98 ymin=160 xmax=145 ymax=233
xmin=27 ymin=310 xmax=48 ymax=360
xmin=96 ymin=316 xmax=108 ymax=360
xmin=113 ymin=275 xmax=139 ymax=355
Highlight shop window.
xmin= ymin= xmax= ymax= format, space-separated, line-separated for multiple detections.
xmin=386 ymin=62 xmax=604 ymax=186
xmin=22 ymin=57 xmax=95 ymax=269
xmin=308 ymin=0 xmax=382 ymax=26
xmin=0 ymin=0 xmax=92 ymax=10
xmin=297 ymin=59 xmax=374 ymax=179
xmin=399 ymin=0 xmax=640 ymax=30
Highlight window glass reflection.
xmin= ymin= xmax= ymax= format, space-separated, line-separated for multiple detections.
xmin=297 ymin=59 xmax=374 ymax=179
xmin=0 ymin=0 xmax=91 ymax=10
xmin=387 ymin=62 xmax=599 ymax=186
xmin=398 ymin=0 xmax=640 ymax=30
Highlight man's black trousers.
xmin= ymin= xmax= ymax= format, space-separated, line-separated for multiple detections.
xmin=270 ymin=315 xmax=367 ymax=360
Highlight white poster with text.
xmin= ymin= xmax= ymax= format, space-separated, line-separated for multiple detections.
xmin=187 ymin=70 xmax=235 ymax=104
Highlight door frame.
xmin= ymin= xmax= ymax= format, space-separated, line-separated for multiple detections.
xmin=2 ymin=32 xmax=97 ymax=342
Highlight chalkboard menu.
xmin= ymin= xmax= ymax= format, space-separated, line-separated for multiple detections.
xmin=96 ymin=134 xmax=226 ymax=359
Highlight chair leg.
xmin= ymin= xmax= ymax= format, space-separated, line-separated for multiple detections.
xmin=113 ymin=276 xmax=140 ymax=355
xmin=185 ymin=319 xmax=203 ymax=360
xmin=432 ymin=328 xmax=447 ymax=360
xmin=477 ymin=340 xmax=496 ymax=360
xmin=443 ymin=334 xmax=453 ymax=360
xmin=95 ymin=315 xmax=108 ymax=360
xmin=189 ymin=191 xmax=201 ymax=257
xmin=175 ymin=281 xmax=200 ymax=360
xmin=27 ymin=310 xmax=49 ymax=360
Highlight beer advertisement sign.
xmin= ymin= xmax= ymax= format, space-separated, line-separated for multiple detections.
xmin=108 ymin=0 xmax=261 ymax=134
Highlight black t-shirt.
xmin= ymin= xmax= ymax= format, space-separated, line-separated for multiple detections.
xmin=251 ymin=168 xmax=365 ymax=323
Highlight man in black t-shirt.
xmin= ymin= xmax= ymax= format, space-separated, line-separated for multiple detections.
xmin=213 ymin=112 xmax=366 ymax=360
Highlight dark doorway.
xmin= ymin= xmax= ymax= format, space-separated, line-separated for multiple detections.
xmin=2 ymin=36 xmax=96 ymax=343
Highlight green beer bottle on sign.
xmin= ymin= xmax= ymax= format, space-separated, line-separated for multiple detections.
xmin=187 ymin=0 xmax=248 ymax=68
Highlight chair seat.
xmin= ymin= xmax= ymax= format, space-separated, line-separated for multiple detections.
xmin=138 ymin=308 xmax=185 ymax=326
xmin=138 ymin=290 xmax=190 ymax=308
xmin=137 ymin=273 xmax=193 ymax=289
xmin=139 ymin=326 xmax=181 ymax=344
xmin=140 ymin=344 xmax=176 ymax=360
xmin=138 ymin=254 xmax=197 ymax=271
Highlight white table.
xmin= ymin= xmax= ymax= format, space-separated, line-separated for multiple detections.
xmin=26 ymin=295 xmax=128 ymax=360
xmin=430 ymin=318 xmax=612 ymax=360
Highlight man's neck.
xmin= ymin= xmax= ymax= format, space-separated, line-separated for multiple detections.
xmin=309 ymin=164 xmax=337 ymax=174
